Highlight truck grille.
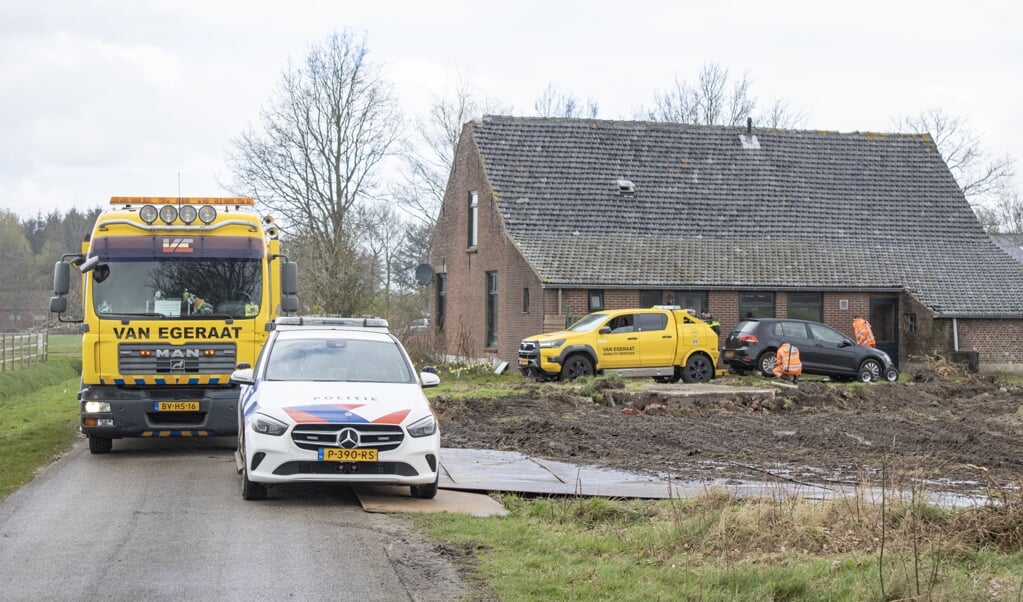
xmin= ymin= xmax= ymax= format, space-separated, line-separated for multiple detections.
xmin=119 ymin=343 xmax=237 ymax=374
xmin=291 ymin=423 xmax=405 ymax=452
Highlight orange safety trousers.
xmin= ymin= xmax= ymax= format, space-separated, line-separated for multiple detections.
xmin=773 ymin=343 xmax=802 ymax=378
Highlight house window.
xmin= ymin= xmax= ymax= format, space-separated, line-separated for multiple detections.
xmin=739 ymin=292 xmax=775 ymax=320
xmin=485 ymin=271 xmax=498 ymax=348
xmin=467 ymin=190 xmax=478 ymax=248
xmin=588 ymin=290 xmax=604 ymax=311
xmin=639 ymin=290 xmax=662 ymax=307
xmin=436 ymin=273 xmax=446 ymax=331
xmin=787 ymin=292 xmax=822 ymax=322
xmin=669 ymin=291 xmax=708 ymax=314
xmin=522 ymin=287 xmax=530 ymax=313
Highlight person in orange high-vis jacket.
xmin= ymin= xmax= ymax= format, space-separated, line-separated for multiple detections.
xmin=772 ymin=342 xmax=802 ymax=382
xmin=852 ymin=315 xmax=876 ymax=348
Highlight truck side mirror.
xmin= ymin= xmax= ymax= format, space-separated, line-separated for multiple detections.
xmin=53 ymin=261 xmax=70 ymax=296
xmin=49 ymin=296 xmax=67 ymax=314
xmin=280 ymin=261 xmax=298 ymax=296
xmin=280 ymin=296 xmax=299 ymax=313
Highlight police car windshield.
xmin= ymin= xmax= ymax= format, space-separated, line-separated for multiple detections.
xmin=91 ymin=259 xmax=262 ymax=319
xmin=264 ymin=338 xmax=414 ymax=383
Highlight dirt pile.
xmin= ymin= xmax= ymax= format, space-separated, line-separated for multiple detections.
xmin=435 ymin=367 xmax=1023 ymax=494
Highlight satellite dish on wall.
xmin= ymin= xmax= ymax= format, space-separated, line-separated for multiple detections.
xmin=414 ymin=263 xmax=434 ymax=286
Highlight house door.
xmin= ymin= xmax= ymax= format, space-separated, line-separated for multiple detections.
xmin=869 ymin=297 xmax=899 ymax=368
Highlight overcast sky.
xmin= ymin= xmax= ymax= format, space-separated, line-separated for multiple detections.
xmin=2 ymin=0 xmax=1019 ymax=219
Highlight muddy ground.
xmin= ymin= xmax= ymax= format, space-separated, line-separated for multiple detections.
xmin=434 ymin=363 xmax=1023 ymax=496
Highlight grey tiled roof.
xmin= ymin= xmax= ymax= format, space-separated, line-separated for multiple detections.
xmin=471 ymin=116 xmax=1023 ymax=317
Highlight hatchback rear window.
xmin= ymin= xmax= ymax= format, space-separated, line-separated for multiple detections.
xmin=736 ymin=320 xmax=758 ymax=333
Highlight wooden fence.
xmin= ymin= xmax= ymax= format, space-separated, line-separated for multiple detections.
xmin=0 ymin=332 xmax=48 ymax=371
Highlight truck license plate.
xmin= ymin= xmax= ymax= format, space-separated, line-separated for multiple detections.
xmin=319 ymin=448 xmax=378 ymax=462
xmin=155 ymin=401 xmax=200 ymax=412
xmin=518 ymin=358 xmax=528 ymax=365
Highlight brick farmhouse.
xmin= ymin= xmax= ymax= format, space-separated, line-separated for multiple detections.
xmin=428 ymin=116 xmax=1023 ymax=373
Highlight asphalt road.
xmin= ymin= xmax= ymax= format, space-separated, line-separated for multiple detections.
xmin=0 ymin=437 xmax=451 ymax=602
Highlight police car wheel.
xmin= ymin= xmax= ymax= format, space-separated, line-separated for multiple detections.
xmin=240 ymin=435 xmax=268 ymax=500
xmin=410 ymin=475 xmax=439 ymax=499
xmin=242 ymin=467 xmax=268 ymax=500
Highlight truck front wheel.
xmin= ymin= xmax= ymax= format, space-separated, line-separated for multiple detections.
xmin=681 ymin=354 xmax=714 ymax=383
xmin=560 ymin=354 xmax=594 ymax=380
xmin=88 ymin=435 xmax=113 ymax=454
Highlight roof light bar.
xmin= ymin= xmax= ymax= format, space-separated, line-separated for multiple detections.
xmin=275 ymin=316 xmax=390 ymax=329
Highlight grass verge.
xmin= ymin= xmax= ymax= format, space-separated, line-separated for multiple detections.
xmin=0 ymin=354 xmax=82 ymax=501
xmin=418 ymin=490 xmax=1023 ymax=601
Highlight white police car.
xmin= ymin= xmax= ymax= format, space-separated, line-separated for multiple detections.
xmin=232 ymin=316 xmax=441 ymax=500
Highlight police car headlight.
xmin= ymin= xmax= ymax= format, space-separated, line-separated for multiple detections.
xmin=539 ymin=339 xmax=565 ymax=349
xmin=252 ymin=414 xmax=288 ymax=436
xmin=407 ymin=415 xmax=437 ymax=438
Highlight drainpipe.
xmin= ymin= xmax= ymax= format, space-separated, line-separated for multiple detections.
xmin=953 ymin=318 xmax=959 ymax=352
xmin=557 ymin=289 xmax=563 ymax=316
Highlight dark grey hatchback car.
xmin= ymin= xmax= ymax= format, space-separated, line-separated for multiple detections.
xmin=723 ymin=318 xmax=898 ymax=382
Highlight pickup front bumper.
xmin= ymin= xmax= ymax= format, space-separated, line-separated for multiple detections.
xmin=518 ymin=342 xmax=562 ymax=379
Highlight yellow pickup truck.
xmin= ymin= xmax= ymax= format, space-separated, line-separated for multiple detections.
xmin=518 ymin=306 xmax=719 ymax=382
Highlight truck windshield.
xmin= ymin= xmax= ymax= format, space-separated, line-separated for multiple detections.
xmin=92 ymin=258 xmax=263 ymax=319
xmin=567 ymin=313 xmax=608 ymax=333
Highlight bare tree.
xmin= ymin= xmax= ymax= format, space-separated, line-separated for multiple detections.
xmin=895 ymin=108 xmax=1016 ymax=212
xmin=534 ymin=82 xmax=599 ymax=118
xmin=393 ymin=76 xmax=509 ymax=229
xmin=226 ymin=30 xmax=401 ymax=314
xmin=646 ymin=62 xmax=804 ymax=128
xmin=974 ymin=186 xmax=1023 ymax=234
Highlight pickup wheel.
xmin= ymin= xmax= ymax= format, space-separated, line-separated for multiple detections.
xmin=560 ymin=354 xmax=594 ymax=380
xmin=681 ymin=354 xmax=714 ymax=383
xmin=88 ymin=435 xmax=113 ymax=454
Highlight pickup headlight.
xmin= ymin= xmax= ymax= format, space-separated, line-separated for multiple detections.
xmin=252 ymin=414 xmax=288 ymax=436
xmin=407 ymin=415 xmax=437 ymax=438
xmin=539 ymin=339 xmax=565 ymax=349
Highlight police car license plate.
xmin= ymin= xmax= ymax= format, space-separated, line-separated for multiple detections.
xmin=319 ymin=448 xmax=378 ymax=462
xmin=155 ymin=401 xmax=200 ymax=412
